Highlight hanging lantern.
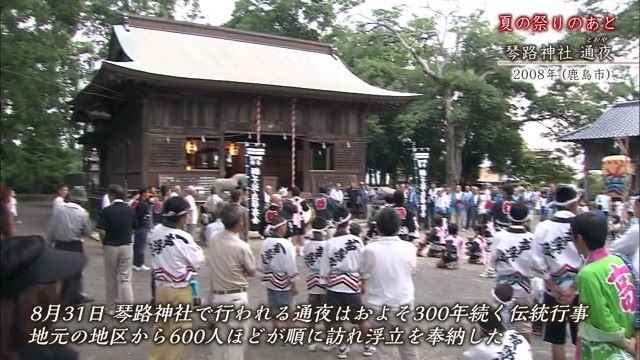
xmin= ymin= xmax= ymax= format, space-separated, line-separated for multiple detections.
xmin=322 ymin=142 xmax=326 ymax=149
xmin=346 ymin=141 xmax=351 ymax=148
xmin=283 ymin=133 xmax=287 ymax=140
xmin=186 ymin=165 xmax=192 ymax=171
xmin=185 ymin=140 xmax=198 ymax=154
xmin=201 ymin=136 xmax=206 ymax=142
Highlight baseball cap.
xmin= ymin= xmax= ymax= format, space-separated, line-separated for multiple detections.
xmin=1 ymin=235 xmax=86 ymax=298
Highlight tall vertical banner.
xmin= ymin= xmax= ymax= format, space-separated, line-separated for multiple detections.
xmin=243 ymin=142 xmax=266 ymax=232
xmin=413 ymin=148 xmax=430 ymax=228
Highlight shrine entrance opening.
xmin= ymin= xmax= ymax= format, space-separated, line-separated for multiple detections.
xmin=225 ymin=134 xmax=304 ymax=191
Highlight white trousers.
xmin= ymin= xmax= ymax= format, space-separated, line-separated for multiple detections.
xmin=210 ymin=292 xmax=250 ymax=360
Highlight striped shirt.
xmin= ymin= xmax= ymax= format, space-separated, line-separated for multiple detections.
xmin=320 ymin=233 xmax=365 ymax=293
xmin=532 ymin=211 xmax=583 ymax=292
xmin=490 ymin=226 xmax=535 ymax=299
xmin=258 ymin=237 xmax=299 ymax=291
xmin=149 ymin=224 xmax=205 ymax=288
xmin=303 ymin=240 xmax=327 ymax=294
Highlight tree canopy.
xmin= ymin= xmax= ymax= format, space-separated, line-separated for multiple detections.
xmin=225 ymin=0 xmax=363 ymax=40
xmin=0 ymin=0 xmax=200 ymax=193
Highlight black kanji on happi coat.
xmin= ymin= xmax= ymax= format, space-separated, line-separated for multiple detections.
xmin=329 ymin=239 xmax=359 ymax=267
xmin=151 ymin=233 xmax=189 ymax=255
xmin=304 ymin=246 xmax=324 ymax=269
xmin=261 ymin=242 xmax=287 ymax=266
xmin=497 ymin=237 xmax=532 ymax=263
xmin=543 ymin=230 xmax=571 ymax=259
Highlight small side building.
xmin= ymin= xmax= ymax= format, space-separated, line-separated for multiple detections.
xmin=560 ymin=100 xmax=639 ymax=197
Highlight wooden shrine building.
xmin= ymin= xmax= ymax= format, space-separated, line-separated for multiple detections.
xmin=72 ymin=14 xmax=420 ymax=196
xmin=560 ymin=100 xmax=639 ymax=197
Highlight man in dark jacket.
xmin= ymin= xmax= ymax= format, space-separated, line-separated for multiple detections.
xmin=98 ymin=184 xmax=137 ymax=313
xmin=490 ymin=184 xmax=515 ymax=232
xmin=133 ymin=188 xmax=151 ymax=271
xmin=392 ymin=189 xmax=418 ymax=242
xmin=313 ymin=186 xmax=339 ymax=222
xmin=260 ymin=194 xmax=291 ymax=237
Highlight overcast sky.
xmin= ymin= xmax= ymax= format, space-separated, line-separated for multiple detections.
xmin=179 ymin=0 xmax=635 ymax=171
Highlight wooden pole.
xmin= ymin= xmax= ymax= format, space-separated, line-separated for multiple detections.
xmin=291 ymin=98 xmax=297 ymax=188
xmin=256 ymin=96 xmax=262 ymax=144
xmin=582 ymin=143 xmax=589 ymax=202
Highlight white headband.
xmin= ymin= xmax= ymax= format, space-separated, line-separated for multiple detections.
xmin=334 ymin=213 xmax=351 ymax=226
xmin=312 ymin=225 xmax=329 ymax=233
xmin=162 ymin=209 xmax=190 ymax=217
xmin=551 ymin=195 xmax=580 ymax=208
xmin=491 ymin=289 xmax=515 ymax=307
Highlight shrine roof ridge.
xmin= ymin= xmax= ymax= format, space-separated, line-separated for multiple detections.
xmin=121 ymin=13 xmax=333 ymax=55
xmin=560 ymin=100 xmax=640 ymax=142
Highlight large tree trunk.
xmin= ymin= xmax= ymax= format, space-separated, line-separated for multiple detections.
xmin=443 ymin=87 xmax=460 ymax=187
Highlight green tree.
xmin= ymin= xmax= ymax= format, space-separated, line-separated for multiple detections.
xmin=330 ymin=24 xmax=433 ymax=183
xmin=225 ymin=0 xmax=363 ymax=40
xmin=1 ymin=0 xmax=202 ymax=192
xmin=359 ymin=7 xmax=533 ymax=185
xmin=509 ymin=149 xmax=576 ymax=187
xmin=524 ymin=0 xmax=639 ymax=148
xmin=584 ymin=171 xmax=604 ymax=201
xmin=1 ymin=0 xmax=84 ymax=193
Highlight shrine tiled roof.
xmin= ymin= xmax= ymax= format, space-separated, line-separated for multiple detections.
xmin=77 ymin=14 xmax=420 ymax=103
xmin=560 ymin=100 xmax=639 ymax=141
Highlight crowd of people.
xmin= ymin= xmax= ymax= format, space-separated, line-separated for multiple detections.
xmin=0 ymin=180 xmax=638 ymax=360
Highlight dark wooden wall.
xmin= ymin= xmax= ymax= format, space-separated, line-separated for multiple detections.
xmin=99 ymin=90 xmax=367 ymax=193
xmin=102 ymin=100 xmax=144 ymax=189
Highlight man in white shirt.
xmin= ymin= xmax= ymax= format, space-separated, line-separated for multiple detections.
xmin=203 ymin=208 xmax=225 ymax=246
xmin=204 ymin=186 xmax=223 ymax=212
xmin=595 ymin=189 xmax=612 ymax=216
xmin=101 ymin=191 xmax=111 ymax=209
xmin=170 ymin=185 xmax=181 ymax=197
xmin=330 ymin=183 xmax=344 ymax=205
xmin=531 ymin=185 xmax=583 ymax=360
xmin=264 ymin=185 xmax=274 ymax=206
xmin=148 ymin=196 xmax=205 ymax=360
xmin=477 ymin=189 xmax=489 ymax=223
xmin=184 ymin=186 xmax=199 ymax=240
xmin=435 ymin=189 xmax=451 ymax=217
xmin=49 ymin=186 xmax=93 ymax=305
xmin=361 ymin=207 xmax=418 ymax=360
